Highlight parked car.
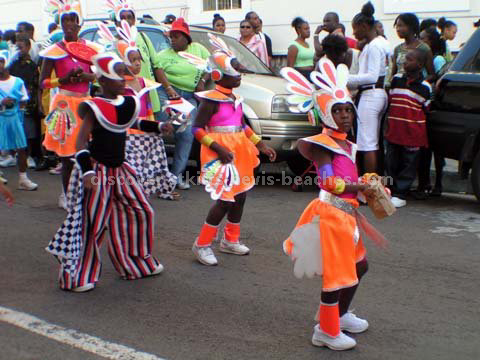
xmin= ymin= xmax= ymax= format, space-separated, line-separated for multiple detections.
xmin=79 ymin=20 xmax=319 ymax=174
xmin=429 ymin=28 xmax=480 ymax=200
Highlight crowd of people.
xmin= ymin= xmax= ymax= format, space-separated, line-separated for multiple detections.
xmin=0 ymin=0 xmax=478 ymax=353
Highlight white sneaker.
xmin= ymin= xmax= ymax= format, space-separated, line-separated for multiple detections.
xmin=18 ymin=177 xmax=38 ymax=191
xmin=219 ymin=238 xmax=250 ymax=255
xmin=151 ymin=263 xmax=164 ymax=275
xmin=71 ymin=284 xmax=95 ymax=293
xmin=27 ymin=157 xmax=36 ymax=169
xmin=192 ymin=243 xmax=218 ymax=266
xmin=49 ymin=163 xmax=62 ymax=175
xmin=0 ymin=155 xmax=16 ymax=167
xmin=0 ymin=172 xmax=7 ymax=184
xmin=176 ymin=178 xmax=191 ymax=190
xmin=311 ymin=324 xmax=356 ymax=351
xmin=391 ymin=196 xmax=407 ymax=208
xmin=58 ymin=193 xmax=67 ymax=210
xmin=340 ymin=312 xmax=369 ymax=333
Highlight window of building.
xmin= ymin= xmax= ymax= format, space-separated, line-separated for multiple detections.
xmin=203 ymin=0 xmax=242 ymax=11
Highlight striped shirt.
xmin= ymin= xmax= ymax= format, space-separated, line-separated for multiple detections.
xmin=385 ymin=73 xmax=432 ymax=147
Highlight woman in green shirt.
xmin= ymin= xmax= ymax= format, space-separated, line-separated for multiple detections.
xmin=287 ymin=17 xmax=314 ymax=79
xmin=112 ymin=4 xmax=179 ymax=116
xmin=157 ymin=18 xmax=211 ymax=189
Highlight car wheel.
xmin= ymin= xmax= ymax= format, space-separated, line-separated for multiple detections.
xmin=287 ymin=155 xmax=312 ymax=176
xmin=471 ymin=151 xmax=480 ymax=201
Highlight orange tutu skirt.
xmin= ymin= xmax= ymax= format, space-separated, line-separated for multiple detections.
xmin=284 ymin=198 xmax=367 ymax=292
xmin=200 ymin=131 xmax=260 ymax=202
xmin=43 ymin=92 xmax=89 ymax=157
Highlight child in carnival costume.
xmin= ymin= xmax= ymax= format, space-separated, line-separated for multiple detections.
xmin=0 ymin=50 xmax=38 ymax=190
xmin=183 ymin=34 xmax=277 ymax=266
xmin=46 ymin=53 xmax=169 ymax=292
xmin=281 ymin=59 xmax=387 ymax=350
xmin=97 ymin=20 xmax=181 ymax=200
xmin=40 ymin=0 xmax=103 ymax=208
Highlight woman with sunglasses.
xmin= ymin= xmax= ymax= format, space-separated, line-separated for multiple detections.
xmin=238 ymin=20 xmax=268 ymax=65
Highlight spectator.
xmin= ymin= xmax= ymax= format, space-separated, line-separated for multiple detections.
xmin=9 ymin=33 xmax=43 ymax=169
xmin=48 ymin=23 xmax=58 ymax=34
xmin=0 ymin=50 xmax=37 ymax=190
xmin=347 ymin=2 xmax=388 ymax=174
xmin=319 ymin=34 xmax=349 ymax=67
xmin=239 ymin=20 xmax=269 ymax=66
xmin=16 ymin=22 xmax=40 ymax=64
xmin=390 ymin=13 xmax=434 ymax=82
xmin=163 ymin=14 xmax=176 ymax=25
xmin=212 ymin=13 xmax=226 ymax=33
xmin=245 ymin=12 xmax=270 ymax=66
xmin=259 ymin=19 xmax=273 ymax=63
xmin=418 ymin=27 xmax=448 ymax=197
xmin=287 ymin=17 xmax=314 ymax=78
xmin=438 ymin=17 xmax=457 ymax=62
xmin=110 ymin=3 xmax=178 ymax=117
xmin=385 ymin=49 xmax=432 ymax=207
xmin=374 ymin=20 xmax=392 ymax=62
xmin=0 ymin=31 xmax=7 ymax=50
xmin=157 ymin=17 xmax=210 ymax=189
xmin=420 ymin=18 xmax=437 ymax=33
xmin=329 ymin=24 xmax=360 ymax=73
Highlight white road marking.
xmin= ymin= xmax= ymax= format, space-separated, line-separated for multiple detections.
xmin=0 ymin=306 xmax=167 ymax=360
xmin=429 ymin=210 xmax=480 ymax=239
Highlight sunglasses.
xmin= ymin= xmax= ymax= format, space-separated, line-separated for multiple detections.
xmin=240 ymin=26 xmax=252 ymax=29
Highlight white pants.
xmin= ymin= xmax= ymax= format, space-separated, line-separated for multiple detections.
xmin=356 ymin=89 xmax=388 ymax=151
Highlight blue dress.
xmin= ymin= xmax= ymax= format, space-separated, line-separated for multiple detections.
xmin=0 ymin=76 xmax=27 ymax=150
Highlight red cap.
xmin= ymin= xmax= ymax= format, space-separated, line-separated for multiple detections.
xmin=170 ymin=17 xmax=191 ymax=42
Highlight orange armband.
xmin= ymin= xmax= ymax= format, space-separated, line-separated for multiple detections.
xmin=193 ymin=127 xmax=214 ymax=147
xmin=244 ymin=126 xmax=261 ymax=145
xmin=323 ymin=176 xmax=346 ymax=195
xmin=42 ymin=78 xmax=60 ymax=89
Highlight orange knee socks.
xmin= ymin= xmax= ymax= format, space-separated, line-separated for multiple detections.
xmin=196 ymin=223 xmax=218 ymax=247
xmin=224 ymin=221 xmax=240 ymax=243
xmin=318 ymin=302 xmax=340 ymax=337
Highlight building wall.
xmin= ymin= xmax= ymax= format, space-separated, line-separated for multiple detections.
xmin=0 ymin=0 xmax=478 ymax=54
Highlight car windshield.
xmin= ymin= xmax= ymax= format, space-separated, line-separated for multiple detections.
xmin=83 ymin=25 xmax=272 ymax=75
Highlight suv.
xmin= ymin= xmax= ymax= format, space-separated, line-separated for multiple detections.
xmin=429 ymin=28 xmax=480 ymax=200
xmin=80 ymin=20 xmax=318 ymax=174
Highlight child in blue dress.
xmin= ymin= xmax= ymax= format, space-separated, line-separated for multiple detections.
xmin=0 ymin=50 xmax=37 ymax=190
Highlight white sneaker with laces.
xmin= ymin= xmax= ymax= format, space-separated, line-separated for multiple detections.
xmin=311 ymin=324 xmax=356 ymax=351
xmin=58 ymin=193 xmax=67 ymax=210
xmin=0 ymin=155 xmax=16 ymax=167
xmin=192 ymin=243 xmax=218 ymax=266
xmin=18 ymin=177 xmax=38 ymax=191
xmin=391 ymin=196 xmax=407 ymax=208
xmin=27 ymin=157 xmax=36 ymax=169
xmin=219 ymin=238 xmax=250 ymax=255
xmin=340 ymin=312 xmax=369 ymax=333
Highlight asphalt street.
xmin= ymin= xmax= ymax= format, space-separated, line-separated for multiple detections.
xmin=1 ymin=167 xmax=480 ymax=360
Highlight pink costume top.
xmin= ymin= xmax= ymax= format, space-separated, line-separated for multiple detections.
xmin=316 ymin=142 xmax=358 ymax=200
xmin=124 ymin=78 xmax=151 ymax=119
xmin=54 ymin=43 xmax=91 ymax=94
xmin=208 ymin=102 xmax=243 ymax=127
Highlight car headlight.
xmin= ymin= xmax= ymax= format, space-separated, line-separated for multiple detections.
xmin=272 ymin=95 xmax=290 ymax=113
